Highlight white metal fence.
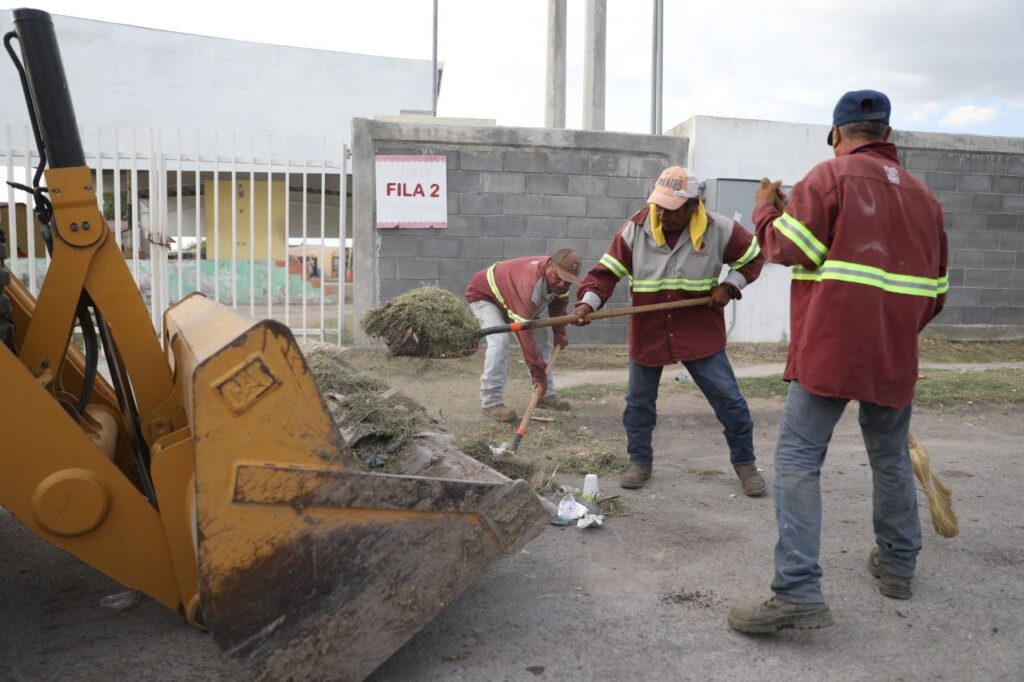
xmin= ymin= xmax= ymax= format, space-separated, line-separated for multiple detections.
xmin=2 ymin=125 xmax=351 ymax=343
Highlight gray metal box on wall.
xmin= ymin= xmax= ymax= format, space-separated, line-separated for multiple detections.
xmin=702 ymin=178 xmax=793 ymax=343
xmin=703 ymin=178 xmax=790 ymax=231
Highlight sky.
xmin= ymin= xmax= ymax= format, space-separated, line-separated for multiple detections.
xmin=7 ymin=0 xmax=1024 ymax=137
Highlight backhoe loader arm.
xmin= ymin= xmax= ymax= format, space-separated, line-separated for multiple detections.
xmin=1 ymin=7 xmax=184 ymax=609
xmin=8 ymin=9 xmax=182 ymax=447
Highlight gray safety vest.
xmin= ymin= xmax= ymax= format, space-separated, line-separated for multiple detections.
xmin=600 ymin=209 xmax=756 ymax=292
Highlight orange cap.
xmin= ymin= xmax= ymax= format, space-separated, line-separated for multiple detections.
xmin=646 ymin=166 xmax=703 ymax=210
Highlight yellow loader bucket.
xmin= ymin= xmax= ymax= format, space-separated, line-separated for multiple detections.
xmin=164 ymin=294 xmax=553 ymax=680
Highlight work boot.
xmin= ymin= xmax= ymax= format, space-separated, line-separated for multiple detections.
xmin=537 ymin=395 xmax=571 ymax=411
xmin=868 ymin=546 xmax=913 ymax=599
xmin=482 ymin=404 xmax=517 ymax=423
xmin=734 ymin=463 xmax=767 ymax=497
xmin=728 ymin=596 xmax=834 ymax=634
xmin=619 ymin=462 xmax=652 ymax=489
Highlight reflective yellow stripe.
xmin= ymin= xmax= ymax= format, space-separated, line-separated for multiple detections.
xmin=729 ymin=238 xmax=761 ymax=269
xmin=773 ymin=213 xmax=828 ymax=266
xmin=631 ymin=276 xmax=718 ymax=293
xmin=599 ymin=253 xmax=629 ymax=279
xmin=792 ymin=260 xmax=948 ymax=298
xmin=486 ymin=263 xmax=528 ymax=323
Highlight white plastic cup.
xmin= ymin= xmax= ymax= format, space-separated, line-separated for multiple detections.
xmin=582 ymin=474 xmax=600 ymax=500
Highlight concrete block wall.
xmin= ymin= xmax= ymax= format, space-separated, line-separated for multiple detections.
xmin=353 ymin=119 xmax=688 ymax=344
xmin=895 ymin=130 xmax=1024 ymax=338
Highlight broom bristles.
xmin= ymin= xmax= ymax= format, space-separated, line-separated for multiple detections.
xmin=908 ymin=432 xmax=959 ymax=538
xmin=908 ymin=434 xmax=930 ymax=483
xmin=929 ymin=474 xmax=959 ymax=538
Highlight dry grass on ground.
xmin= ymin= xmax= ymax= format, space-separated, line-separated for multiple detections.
xmin=341 ymin=340 xmax=1024 ymax=379
xmin=917 ymin=338 xmax=1024 ymax=363
xmin=914 ymin=369 xmax=1024 ymax=406
xmin=566 ymin=370 xmax=1024 ymax=407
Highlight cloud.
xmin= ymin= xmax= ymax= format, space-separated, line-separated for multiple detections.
xmin=908 ymin=102 xmax=941 ymax=123
xmin=938 ymin=105 xmax=1000 ymax=127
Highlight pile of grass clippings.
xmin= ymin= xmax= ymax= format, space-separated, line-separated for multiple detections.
xmin=548 ymin=440 xmax=628 ymax=476
xmin=305 ymin=347 xmax=433 ymax=472
xmin=361 ymin=286 xmax=480 ymax=358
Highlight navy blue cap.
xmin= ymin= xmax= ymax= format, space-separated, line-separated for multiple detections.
xmin=827 ymin=89 xmax=891 ymax=145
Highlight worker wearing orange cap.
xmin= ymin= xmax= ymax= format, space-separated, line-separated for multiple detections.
xmin=574 ymin=167 xmax=765 ymax=495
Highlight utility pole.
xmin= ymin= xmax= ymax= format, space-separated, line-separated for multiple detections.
xmin=432 ymin=0 xmax=438 ymax=116
xmin=650 ymin=0 xmax=663 ymax=134
xmin=545 ymin=0 xmax=567 ymax=128
xmin=583 ymin=0 xmax=606 ymax=130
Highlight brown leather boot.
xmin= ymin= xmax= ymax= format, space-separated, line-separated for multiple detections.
xmin=481 ymin=404 xmax=517 ymax=423
xmin=734 ymin=463 xmax=767 ymax=497
xmin=868 ymin=546 xmax=913 ymax=599
xmin=537 ymin=395 xmax=571 ymax=411
xmin=728 ymin=596 xmax=833 ymax=633
xmin=619 ymin=462 xmax=652 ymax=489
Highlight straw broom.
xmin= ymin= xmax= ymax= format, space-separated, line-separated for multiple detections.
xmin=908 ymin=432 xmax=958 ymax=538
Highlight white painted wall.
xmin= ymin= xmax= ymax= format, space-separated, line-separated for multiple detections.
xmin=672 ymin=115 xmax=833 ymax=182
xmin=668 ymin=116 xmax=836 ymax=343
xmin=0 ymin=14 xmax=435 ymax=153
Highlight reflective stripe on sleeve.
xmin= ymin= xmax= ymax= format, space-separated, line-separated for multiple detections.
xmin=773 ymin=213 xmax=828 ymax=266
xmin=599 ymin=253 xmax=629 ymax=279
xmin=729 ymin=237 xmax=761 ymax=269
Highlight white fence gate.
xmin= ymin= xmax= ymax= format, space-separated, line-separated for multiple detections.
xmin=2 ymin=124 xmax=351 ymax=343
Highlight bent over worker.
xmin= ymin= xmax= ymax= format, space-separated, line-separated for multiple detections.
xmin=728 ymin=90 xmax=949 ymax=634
xmin=465 ymin=249 xmax=582 ymax=423
xmin=573 ymin=167 xmax=765 ymax=495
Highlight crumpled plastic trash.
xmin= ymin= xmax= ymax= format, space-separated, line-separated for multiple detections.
xmin=99 ymin=590 xmax=141 ymax=611
xmin=489 ymin=443 xmax=511 ymax=456
xmin=675 ymin=370 xmax=691 ymax=382
xmin=552 ymin=492 xmax=590 ymax=525
xmin=577 ymin=513 xmax=604 ymax=529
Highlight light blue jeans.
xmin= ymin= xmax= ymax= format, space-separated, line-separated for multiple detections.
xmin=469 ymin=300 xmax=555 ymax=408
xmin=771 ymin=380 xmax=921 ymax=603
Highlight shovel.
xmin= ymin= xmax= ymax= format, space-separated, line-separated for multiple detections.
xmin=476 ymin=297 xmax=711 ymax=338
xmin=493 ymin=345 xmax=563 ymax=467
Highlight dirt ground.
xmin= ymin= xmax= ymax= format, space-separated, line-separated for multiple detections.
xmin=2 ymin=346 xmax=1024 ymax=681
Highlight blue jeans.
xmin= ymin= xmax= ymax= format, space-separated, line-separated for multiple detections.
xmin=623 ymin=350 xmax=755 ymax=467
xmin=771 ymin=380 xmax=921 ymax=603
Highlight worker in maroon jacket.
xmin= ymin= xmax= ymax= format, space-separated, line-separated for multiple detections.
xmin=728 ymin=90 xmax=949 ymax=634
xmin=465 ymin=249 xmax=582 ymax=423
xmin=573 ymin=167 xmax=765 ymax=495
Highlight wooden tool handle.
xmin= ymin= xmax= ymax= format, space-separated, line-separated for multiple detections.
xmin=509 ymin=345 xmax=561 ymax=453
xmin=477 ymin=296 xmax=712 ymax=338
